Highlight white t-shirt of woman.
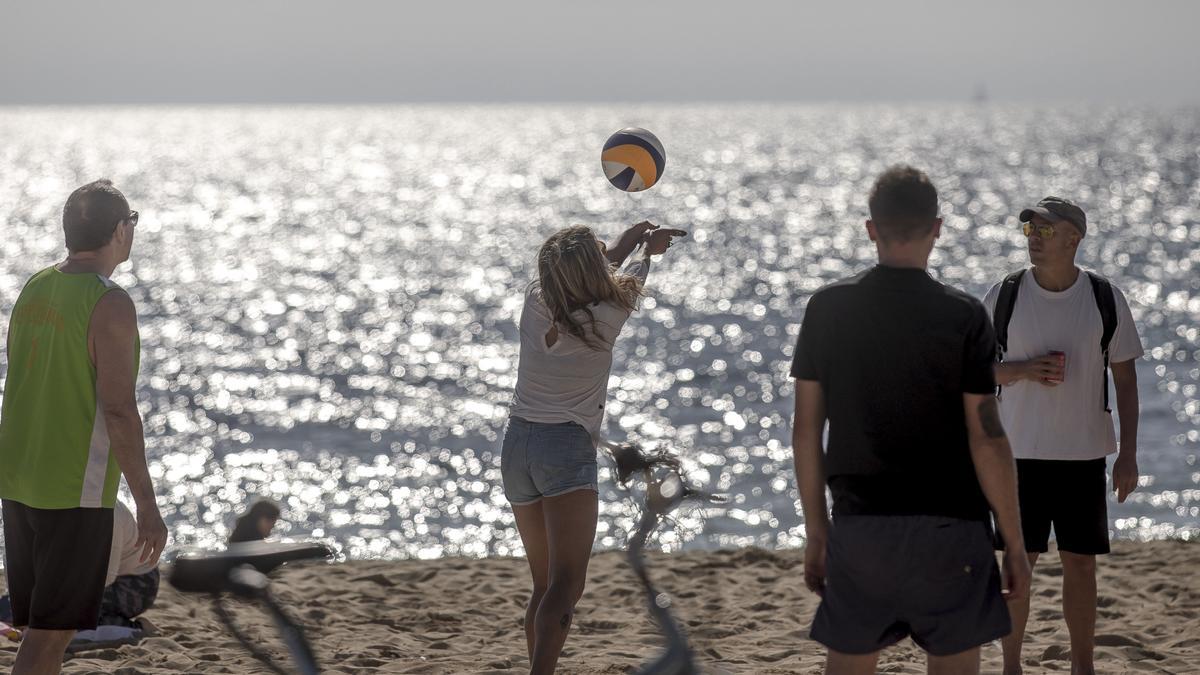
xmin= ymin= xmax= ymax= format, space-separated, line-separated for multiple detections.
xmin=508 ymin=257 xmax=650 ymax=447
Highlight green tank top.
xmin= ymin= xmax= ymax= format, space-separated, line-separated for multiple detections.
xmin=0 ymin=267 xmax=141 ymax=509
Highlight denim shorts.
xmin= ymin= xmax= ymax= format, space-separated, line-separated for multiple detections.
xmin=501 ymin=416 xmax=597 ymax=505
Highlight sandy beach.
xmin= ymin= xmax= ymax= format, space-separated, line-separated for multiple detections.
xmin=1 ymin=540 xmax=1195 ymax=674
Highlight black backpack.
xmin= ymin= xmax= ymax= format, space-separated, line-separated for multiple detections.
xmin=992 ymin=269 xmax=1118 ymax=411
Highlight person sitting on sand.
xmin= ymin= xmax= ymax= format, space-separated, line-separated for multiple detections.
xmin=502 ymin=221 xmax=685 ymax=674
xmin=229 ymin=499 xmax=282 ymax=544
xmin=98 ymin=500 xmax=161 ymax=625
xmin=984 ymin=197 xmax=1144 ymax=675
xmin=790 ymin=165 xmax=1031 ymax=675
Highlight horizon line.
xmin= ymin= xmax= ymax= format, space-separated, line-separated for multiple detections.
xmin=2 ymin=97 xmax=1198 ymax=108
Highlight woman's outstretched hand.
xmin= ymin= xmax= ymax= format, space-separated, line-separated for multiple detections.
xmin=605 ymin=221 xmax=659 ymax=264
xmin=643 ymin=227 xmax=688 ymax=256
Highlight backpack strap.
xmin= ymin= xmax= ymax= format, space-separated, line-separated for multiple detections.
xmin=993 ymin=269 xmax=1026 ymax=362
xmin=1086 ymin=271 xmax=1118 ymax=412
xmin=992 ymin=269 xmax=1025 ymax=398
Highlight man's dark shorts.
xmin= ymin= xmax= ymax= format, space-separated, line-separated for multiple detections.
xmin=1007 ymin=458 xmax=1110 ymax=555
xmin=2 ymin=499 xmax=114 ymax=630
xmin=811 ymin=515 xmax=1011 ymax=656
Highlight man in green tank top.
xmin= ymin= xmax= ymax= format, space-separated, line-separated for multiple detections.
xmin=0 ymin=179 xmax=167 ymax=673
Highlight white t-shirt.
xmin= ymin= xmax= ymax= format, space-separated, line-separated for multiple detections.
xmin=982 ymin=268 xmax=1143 ymax=461
xmin=508 ymin=257 xmax=650 ymax=446
xmin=107 ymin=501 xmax=159 ymax=585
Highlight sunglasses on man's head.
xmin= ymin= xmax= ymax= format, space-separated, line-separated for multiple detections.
xmin=126 ymin=210 xmax=139 ymax=227
xmin=1021 ymin=221 xmax=1055 ymax=239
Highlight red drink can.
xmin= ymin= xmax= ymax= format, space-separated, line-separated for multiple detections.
xmin=1047 ymin=350 xmax=1066 ymax=383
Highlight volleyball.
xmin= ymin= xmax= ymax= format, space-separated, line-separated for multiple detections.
xmin=601 ymin=127 xmax=666 ymax=192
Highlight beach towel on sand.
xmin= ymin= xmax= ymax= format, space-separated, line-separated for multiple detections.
xmin=67 ymin=617 xmax=158 ymax=653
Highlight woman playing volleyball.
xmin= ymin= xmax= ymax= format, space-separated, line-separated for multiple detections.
xmin=502 ymin=220 xmax=686 ymax=674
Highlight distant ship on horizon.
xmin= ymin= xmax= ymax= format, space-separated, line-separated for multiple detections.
xmin=972 ymin=83 xmax=989 ymax=104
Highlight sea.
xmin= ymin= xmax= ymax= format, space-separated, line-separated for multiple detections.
xmin=0 ymin=104 xmax=1197 ymax=560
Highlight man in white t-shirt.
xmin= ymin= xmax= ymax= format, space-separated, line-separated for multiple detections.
xmin=983 ymin=196 xmax=1143 ymax=675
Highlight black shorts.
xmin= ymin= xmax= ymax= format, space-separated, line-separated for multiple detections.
xmin=811 ymin=515 xmax=1011 ymax=656
xmin=2 ymin=500 xmax=114 ymax=630
xmin=1011 ymin=458 xmax=1110 ymax=555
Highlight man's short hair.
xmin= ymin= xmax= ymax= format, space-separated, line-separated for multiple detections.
xmin=62 ymin=180 xmax=129 ymax=252
xmin=868 ymin=165 xmax=939 ymax=242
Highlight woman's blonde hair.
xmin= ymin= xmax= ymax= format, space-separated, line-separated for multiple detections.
xmin=537 ymin=225 xmax=644 ymax=350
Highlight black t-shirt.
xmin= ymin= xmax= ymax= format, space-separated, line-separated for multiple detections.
xmin=791 ymin=265 xmax=998 ymax=521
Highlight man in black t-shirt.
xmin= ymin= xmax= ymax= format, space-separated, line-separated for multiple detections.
xmin=790 ymin=165 xmax=1031 ymax=674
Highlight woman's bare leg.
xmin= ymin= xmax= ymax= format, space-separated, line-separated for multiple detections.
xmin=513 ymin=500 xmax=550 ymax=660
xmin=529 ymin=489 xmax=598 ymax=675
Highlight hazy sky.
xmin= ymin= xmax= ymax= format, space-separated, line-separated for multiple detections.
xmin=2 ymin=1 xmax=1198 ymax=104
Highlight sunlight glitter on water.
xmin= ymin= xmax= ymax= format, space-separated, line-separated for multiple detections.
xmin=0 ymin=104 xmax=1197 ymax=558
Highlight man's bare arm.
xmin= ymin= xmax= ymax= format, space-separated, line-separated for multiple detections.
xmin=994 ymin=355 xmax=1064 ymax=387
xmin=963 ymin=392 xmax=1029 ymax=600
xmin=963 ymin=393 xmax=1020 ymax=542
xmin=1110 ymin=359 xmax=1140 ymax=502
xmin=792 ymin=378 xmax=829 ymax=594
xmin=91 ymin=290 xmax=167 ymax=564
xmin=1111 ymin=359 xmax=1139 ymax=453
xmin=792 ymin=380 xmax=828 ymax=539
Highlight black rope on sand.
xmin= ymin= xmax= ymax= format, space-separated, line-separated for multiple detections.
xmin=603 ymin=440 xmax=724 ymax=675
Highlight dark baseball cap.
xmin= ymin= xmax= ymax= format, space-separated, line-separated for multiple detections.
xmin=1019 ymin=196 xmax=1086 ymax=236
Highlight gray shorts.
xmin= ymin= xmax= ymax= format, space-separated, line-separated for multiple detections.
xmin=501 ymin=416 xmax=597 ymax=505
xmin=811 ymin=515 xmax=1011 ymax=656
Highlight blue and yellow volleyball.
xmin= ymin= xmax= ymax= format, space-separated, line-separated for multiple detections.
xmin=601 ymin=127 xmax=666 ymax=192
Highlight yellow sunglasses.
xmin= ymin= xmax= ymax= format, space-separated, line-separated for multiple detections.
xmin=1022 ymin=221 xmax=1056 ymax=239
